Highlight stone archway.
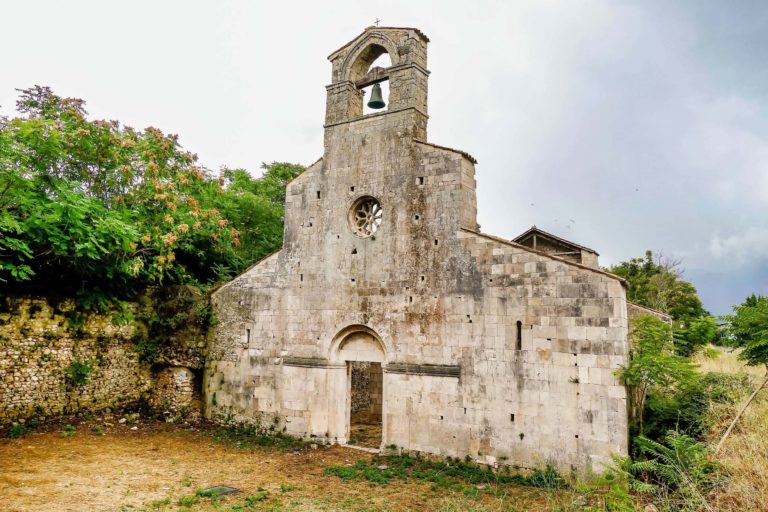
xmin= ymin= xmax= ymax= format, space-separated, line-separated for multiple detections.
xmin=330 ymin=327 xmax=386 ymax=449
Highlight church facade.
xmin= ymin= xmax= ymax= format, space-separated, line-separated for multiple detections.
xmin=206 ymin=26 xmax=630 ymax=471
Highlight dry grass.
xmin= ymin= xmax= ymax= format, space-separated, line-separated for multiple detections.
xmin=694 ymin=347 xmax=768 ymax=512
xmin=0 ymin=420 xmax=574 ymax=512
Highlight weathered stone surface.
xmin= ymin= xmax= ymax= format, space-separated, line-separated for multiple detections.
xmin=0 ymin=294 xmax=206 ymax=427
xmin=206 ymin=26 xmax=630 ymax=472
xmin=0 ymin=297 xmax=150 ymax=426
xmin=148 ymin=366 xmax=201 ymax=423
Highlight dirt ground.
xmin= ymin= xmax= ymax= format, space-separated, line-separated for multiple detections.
xmin=0 ymin=420 xmax=563 ymax=512
xmin=348 ymin=420 xmax=382 ymax=449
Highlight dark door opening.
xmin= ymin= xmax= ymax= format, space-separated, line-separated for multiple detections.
xmin=348 ymin=361 xmax=382 ymax=448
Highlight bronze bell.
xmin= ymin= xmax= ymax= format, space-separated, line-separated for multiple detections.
xmin=367 ymin=83 xmax=386 ymax=109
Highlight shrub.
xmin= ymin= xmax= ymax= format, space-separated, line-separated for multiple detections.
xmin=613 ymin=431 xmax=723 ymax=511
xmin=644 ymin=372 xmax=751 ymax=442
xmin=63 ymin=359 xmax=96 ymax=386
xmin=8 ymin=424 xmax=27 ymax=438
xmin=61 ymin=423 xmax=77 ymax=438
xmin=176 ymin=495 xmax=199 ymax=507
xmin=528 ymin=464 xmax=567 ymax=489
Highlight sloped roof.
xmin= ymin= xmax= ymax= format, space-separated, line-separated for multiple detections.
xmin=414 ymin=140 xmax=477 ymax=164
xmin=626 ymin=301 xmax=673 ymax=322
xmin=461 ymin=228 xmax=625 ymax=284
xmin=512 ymin=226 xmax=599 ymax=256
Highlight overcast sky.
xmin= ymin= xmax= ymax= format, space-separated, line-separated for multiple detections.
xmin=1 ymin=1 xmax=766 ymax=314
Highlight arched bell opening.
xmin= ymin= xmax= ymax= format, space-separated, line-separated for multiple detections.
xmin=361 ymin=52 xmax=392 ymax=115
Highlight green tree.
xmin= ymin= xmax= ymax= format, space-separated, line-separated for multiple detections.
xmin=0 ymin=86 xmax=303 ymax=301
xmin=617 ymin=316 xmax=697 ymax=435
xmin=608 ymin=250 xmax=715 ymax=355
xmin=716 ymin=294 xmax=768 ymax=452
xmin=674 ymin=315 xmax=718 ymax=357
xmin=214 ymin=163 xmax=304 ymax=274
xmin=608 ymin=250 xmax=707 ymax=323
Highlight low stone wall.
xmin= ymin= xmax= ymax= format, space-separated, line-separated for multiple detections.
xmin=0 ymin=293 xmax=208 ymax=428
xmin=627 ymin=301 xmax=673 ymax=325
xmin=148 ymin=366 xmax=201 ymax=423
xmin=0 ymin=297 xmax=150 ymax=426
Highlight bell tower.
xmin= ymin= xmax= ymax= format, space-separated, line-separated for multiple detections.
xmin=324 ymin=26 xmax=430 ymax=136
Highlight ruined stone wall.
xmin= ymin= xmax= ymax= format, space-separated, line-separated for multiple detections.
xmin=0 ymin=297 xmax=150 ymax=426
xmin=148 ymin=366 xmax=201 ymax=423
xmin=0 ymin=294 xmax=208 ymax=427
xmin=350 ymin=362 xmax=371 ymax=414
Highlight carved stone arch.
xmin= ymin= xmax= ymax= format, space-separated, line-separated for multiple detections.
xmin=328 ymin=324 xmax=390 ymax=363
xmin=341 ymin=33 xmax=400 ymax=83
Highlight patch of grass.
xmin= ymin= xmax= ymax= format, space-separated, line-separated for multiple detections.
xmin=61 ymin=423 xmax=77 ymax=438
xmin=207 ymin=424 xmax=308 ymax=451
xmin=702 ymin=347 xmax=721 ymax=360
xmin=91 ymin=425 xmax=105 ymax=436
xmin=176 ymin=494 xmax=199 ymax=507
xmin=8 ymin=424 xmax=28 ymax=438
xmin=324 ymin=453 xmax=567 ymax=495
xmin=244 ymin=491 xmax=269 ymax=505
xmin=147 ymin=496 xmax=171 ymax=509
xmin=527 ymin=464 xmax=568 ymax=489
xmin=695 ymin=348 xmax=768 ymax=511
xmin=279 ymin=483 xmax=295 ymax=492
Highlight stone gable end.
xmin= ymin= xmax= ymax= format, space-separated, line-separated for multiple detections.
xmin=207 ymin=26 xmax=629 ymax=472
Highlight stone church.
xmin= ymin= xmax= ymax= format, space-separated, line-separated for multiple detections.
xmin=206 ymin=26 xmax=630 ymax=471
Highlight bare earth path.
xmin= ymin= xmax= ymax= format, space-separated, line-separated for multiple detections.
xmin=0 ymin=422 xmax=556 ymax=512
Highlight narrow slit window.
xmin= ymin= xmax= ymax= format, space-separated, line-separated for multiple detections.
xmin=246 ymin=328 xmax=251 ymax=344
xmin=316 ymin=190 xmax=321 ymax=199
xmin=516 ymin=321 xmax=522 ymax=350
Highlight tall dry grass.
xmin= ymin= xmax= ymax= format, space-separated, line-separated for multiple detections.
xmin=695 ymin=347 xmax=768 ymax=511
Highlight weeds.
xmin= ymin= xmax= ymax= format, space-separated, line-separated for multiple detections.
xmin=61 ymin=423 xmax=77 ymax=438
xmin=244 ymin=491 xmax=269 ymax=504
xmin=8 ymin=424 xmax=28 ymax=438
xmin=147 ymin=496 xmax=170 ymax=509
xmin=63 ymin=359 xmax=96 ymax=386
xmin=176 ymin=494 xmax=199 ymax=507
xmin=613 ymin=431 xmax=721 ymax=511
xmin=207 ymin=424 xmax=307 ymax=451
xmin=324 ymin=453 xmax=567 ymax=495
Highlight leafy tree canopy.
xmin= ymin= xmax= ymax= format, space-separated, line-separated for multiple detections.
xmin=0 ymin=86 xmax=303 ymax=303
xmin=608 ymin=250 xmax=707 ymax=323
xmin=608 ymin=250 xmax=716 ymax=355
xmin=725 ymin=294 xmax=768 ymax=368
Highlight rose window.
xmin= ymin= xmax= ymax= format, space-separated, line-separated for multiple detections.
xmin=349 ymin=196 xmax=382 ymax=237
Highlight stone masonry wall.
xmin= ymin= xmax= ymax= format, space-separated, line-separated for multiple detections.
xmin=0 ymin=297 xmax=150 ymax=427
xmin=0 ymin=294 xmax=208 ymax=428
xmin=206 ymin=26 xmax=629 ymax=472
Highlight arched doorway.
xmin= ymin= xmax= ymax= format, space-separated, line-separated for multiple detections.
xmin=331 ymin=327 xmax=386 ymax=449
